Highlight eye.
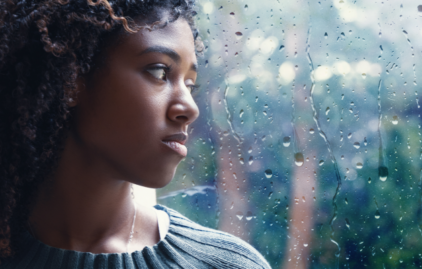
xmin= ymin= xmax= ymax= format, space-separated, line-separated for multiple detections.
xmin=187 ymin=84 xmax=200 ymax=95
xmin=146 ymin=66 xmax=169 ymax=81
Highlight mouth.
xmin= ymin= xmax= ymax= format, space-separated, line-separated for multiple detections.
xmin=162 ymin=133 xmax=188 ymax=157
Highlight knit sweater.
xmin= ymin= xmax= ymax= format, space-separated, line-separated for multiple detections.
xmin=1 ymin=205 xmax=271 ymax=269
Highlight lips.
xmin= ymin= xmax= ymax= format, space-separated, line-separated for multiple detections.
xmin=162 ymin=133 xmax=188 ymax=157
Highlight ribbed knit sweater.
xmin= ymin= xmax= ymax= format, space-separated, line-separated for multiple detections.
xmin=1 ymin=205 xmax=271 ymax=268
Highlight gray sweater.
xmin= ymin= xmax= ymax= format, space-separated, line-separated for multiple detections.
xmin=1 ymin=205 xmax=271 ymax=268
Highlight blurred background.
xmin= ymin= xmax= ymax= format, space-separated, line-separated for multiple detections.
xmin=153 ymin=0 xmax=422 ymax=268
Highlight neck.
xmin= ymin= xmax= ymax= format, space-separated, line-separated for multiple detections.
xmin=30 ymin=133 xmax=136 ymax=253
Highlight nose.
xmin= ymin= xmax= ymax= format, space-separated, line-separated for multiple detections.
xmin=167 ymin=83 xmax=200 ymax=126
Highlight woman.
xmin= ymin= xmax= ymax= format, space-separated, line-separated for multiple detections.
xmin=0 ymin=0 xmax=271 ymax=268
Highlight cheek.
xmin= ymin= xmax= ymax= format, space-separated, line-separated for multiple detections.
xmin=75 ymin=71 xmax=167 ymax=156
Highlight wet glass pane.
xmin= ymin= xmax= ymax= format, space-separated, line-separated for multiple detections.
xmin=158 ymin=0 xmax=422 ymax=267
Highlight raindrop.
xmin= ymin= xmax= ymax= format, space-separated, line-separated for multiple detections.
xmin=303 ymin=243 xmax=308 ymax=247
xmin=239 ymin=158 xmax=244 ymax=165
xmin=309 ymin=128 xmax=315 ymax=134
xmin=341 ymin=155 xmax=344 ymax=160
xmin=248 ymin=147 xmax=253 ymax=153
xmin=392 ymin=115 xmax=398 ymax=125
xmin=248 ymin=156 xmax=254 ymax=165
xmin=283 ymin=136 xmax=291 ymax=147
xmin=418 ymin=5 xmax=422 ymax=12
xmin=246 ymin=211 xmax=254 ymax=221
xmin=345 ymin=198 xmax=348 ymax=204
xmin=368 ymin=177 xmax=372 ymax=184
xmin=279 ymin=45 xmax=285 ymax=51
xmin=244 ymin=4 xmax=248 ymax=9
xmin=375 ymin=210 xmax=381 ymax=219
xmin=264 ymin=169 xmax=273 ymax=178
xmin=319 ymin=160 xmax=324 ymax=166
xmin=294 ymin=152 xmax=304 ymax=167
xmin=356 ymin=162 xmax=363 ymax=169
xmin=379 ymin=166 xmax=388 ymax=181
xmin=236 ymin=211 xmax=243 ymax=220
xmin=364 ymin=137 xmax=368 ymax=146
xmin=235 ymin=31 xmax=243 ymax=37
xmin=324 ymin=32 xmax=328 ymax=39
xmin=325 ymin=107 xmax=330 ymax=115
xmin=362 ymin=73 xmax=367 ymax=79
xmin=345 ymin=218 xmax=351 ymax=229
xmin=348 ymin=133 xmax=352 ymax=139
xmin=239 ymin=109 xmax=244 ymax=118
xmin=230 ymin=12 xmax=235 ymax=16
xmin=353 ymin=142 xmax=360 ymax=149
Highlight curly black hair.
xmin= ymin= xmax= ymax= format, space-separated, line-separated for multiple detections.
xmin=0 ymin=0 xmax=200 ymax=261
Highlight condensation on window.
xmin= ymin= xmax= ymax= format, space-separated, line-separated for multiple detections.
xmin=158 ymin=0 xmax=422 ymax=267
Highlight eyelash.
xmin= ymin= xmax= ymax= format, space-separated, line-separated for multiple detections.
xmin=146 ymin=66 xmax=200 ymax=95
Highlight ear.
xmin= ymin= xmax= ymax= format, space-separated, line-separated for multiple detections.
xmin=66 ymin=77 xmax=85 ymax=108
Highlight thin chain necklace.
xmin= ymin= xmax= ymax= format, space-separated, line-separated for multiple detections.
xmin=127 ymin=183 xmax=137 ymax=252
xmin=28 ymin=184 xmax=138 ymax=253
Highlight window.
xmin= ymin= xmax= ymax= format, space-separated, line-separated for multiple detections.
xmin=157 ymin=1 xmax=422 ymax=267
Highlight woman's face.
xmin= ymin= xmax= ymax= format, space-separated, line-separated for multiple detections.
xmin=73 ymin=18 xmax=199 ymax=188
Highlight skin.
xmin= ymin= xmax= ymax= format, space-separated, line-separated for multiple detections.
xmin=29 ymin=18 xmax=199 ymax=254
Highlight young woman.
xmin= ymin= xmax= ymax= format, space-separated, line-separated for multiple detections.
xmin=0 ymin=0 xmax=271 ymax=268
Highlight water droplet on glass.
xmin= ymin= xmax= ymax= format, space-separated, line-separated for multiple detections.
xmin=264 ymin=169 xmax=273 ymax=178
xmin=345 ymin=198 xmax=348 ymax=204
xmin=283 ymin=136 xmax=291 ymax=147
xmin=236 ymin=211 xmax=243 ymax=220
xmin=375 ymin=210 xmax=381 ymax=219
xmin=248 ymin=156 xmax=254 ymax=165
xmin=418 ymin=5 xmax=422 ymax=12
xmin=246 ymin=211 xmax=254 ymax=221
xmin=230 ymin=12 xmax=235 ymax=16
xmin=353 ymin=142 xmax=360 ymax=149
xmin=368 ymin=177 xmax=372 ymax=184
xmin=392 ymin=115 xmax=398 ymax=125
xmin=309 ymin=128 xmax=315 ymax=134
xmin=303 ymin=243 xmax=308 ymax=247
xmin=325 ymin=107 xmax=330 ymax=115
xmin=362 ymin=73 xmax=367 ymax=79
xmin=379 ymin=166 xmax=388 ymax=181
xmin=324 ymin=32 xmax=328 ymax=39
xmin=239 ymin=109 xmax=244 ymax=118
xmin=279 ymin=45 xmax=285 ymax=51
xmin=345 ymin=218 xmax=351 ymax=229
xmin=294 ymin=152 xmax=304 ymax=167
xmin=248 ymin=147 xmax=253 ymax=153
xmin=356 ymin=162 xmax=363 ymax=169
xmin=364 ymin=137 xmax=368 ymax=146
xmin=319 ymin=160 xmax=324 ymax=166
xmin=348 ymin=133 xmax=352 ymax=139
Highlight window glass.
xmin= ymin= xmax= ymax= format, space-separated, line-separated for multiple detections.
xmin=158 ymin=0 xmax=422 ymax=267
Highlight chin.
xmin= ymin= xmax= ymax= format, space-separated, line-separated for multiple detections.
xmin=134 ymin=168 xmax=177 ymax=189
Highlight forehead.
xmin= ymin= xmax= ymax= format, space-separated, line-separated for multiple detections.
xmin=118 ymin=19 xmax=197 ymax=63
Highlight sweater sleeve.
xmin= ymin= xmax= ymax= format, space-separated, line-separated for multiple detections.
xmin=159 ymin=205 xmax=272 ymax=269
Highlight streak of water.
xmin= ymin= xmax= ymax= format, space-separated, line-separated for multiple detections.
xmin=418 ymin=169 xmax=422 ymax=236
xmin=223 ymin=85 xmax=243 ymax=143
xmin=206 ymin=86 xmax=221 ymax=226
xmin=290 ymin=81 xmax=303 ymax=163
xmin=377 ymin=80 xmax=388 ymax=181
xmin=307 ymin=26 xmax=342 ymax=264
xmin=402 ymin=29 xmax=416 ymax=85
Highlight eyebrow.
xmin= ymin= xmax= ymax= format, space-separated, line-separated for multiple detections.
xmin=138 ymin=45 xmax=198 ymax=72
